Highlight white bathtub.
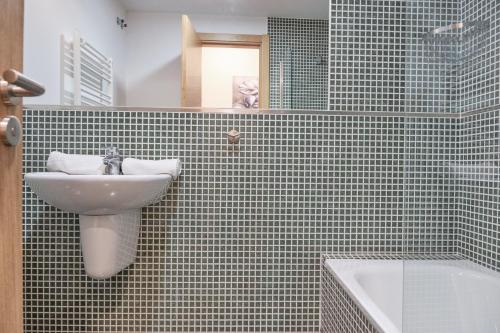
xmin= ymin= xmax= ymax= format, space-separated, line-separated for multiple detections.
xmin=324 ymin=259 xmax=500 ymax=333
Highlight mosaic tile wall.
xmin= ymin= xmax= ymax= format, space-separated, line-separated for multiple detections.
xmin=21 ymin=2 xmax=500 ymax=332
xmin=455 ymin=1 xmax=500 ymax=272
xmin=320 ymin=261 xmax=378 ymax=333
xmin=404 ymin=117 xmax=458 ymax=252
xmin=268 ymin=18 xmax=329 ymax=110
xmin=329 ymin=0 xmax=406 ymax=112
xmin=327 ymin=0 xmax=500 ymax=274
xmin=329 ymin=0 xmax=461 ymax=113
xmin=458 ymin=110 xmax=500 ymax=271
xmin=23 ymin=107 xmax=457 ymax=332
xmin=460 ymin=0 xmax=499 ymax=112
xmin=406 ymin=0 xmax=461 ymax=113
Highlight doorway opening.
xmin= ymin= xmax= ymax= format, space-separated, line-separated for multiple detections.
xmin=202 ymin=45 xmax=260 ymax=109
xmin=181 ymin=15 xmax=269 ymax=108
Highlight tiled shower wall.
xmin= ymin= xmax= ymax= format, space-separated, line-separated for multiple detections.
xmin=329 ymin=0 xmax=407 ymax=112
xmin=406 ymin=0 xmax=461 ymax=113
xmin=268 ymin=18 xmax=329 ymax=110
xmin=327 ymin=0 xmax=499 ymax=113
xmin=458 ymin=110 xmax=500 ymax=271
xmin=460 ymin=0 xmax=500 ymax=112
xmin=329 ymin=0 xmax=461 ymax=113
xmin=404 ymin=117 xmax=458 ymax=252
xmin=23 ymin=108 xmax=456 ymax=332
xmin=328 ymin=0 xmax=500 ymax=272
xmin=456 ymin=1 xmax=500 ymax=271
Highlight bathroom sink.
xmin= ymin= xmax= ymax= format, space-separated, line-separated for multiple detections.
xmin=25 ymin=172 xmax=172 ymax=215
xmin=25 ymin=172 xmax=173 ymax=279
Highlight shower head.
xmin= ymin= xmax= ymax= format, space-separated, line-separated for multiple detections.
xmin=431 ymin=22 xmax=464 ymax=35
xmin=422 ymin=20 xmax=490 ymax=64
xmin=424 ymin=20 xmax=489 ymax=41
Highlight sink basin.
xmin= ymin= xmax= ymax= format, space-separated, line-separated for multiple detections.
xmin=25 ymin=172 xmax=171 ymax=215
xmin=25 ymin=172 xmax=173 ymax=279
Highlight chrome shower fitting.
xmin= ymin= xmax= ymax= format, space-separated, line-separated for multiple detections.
xmin=423 ymin=20 xmax=489 ymax=42
xmin=431 ymin=22 xmax=464 ymax=35
xmin=422 ymin=21 xmax=490 ymax=63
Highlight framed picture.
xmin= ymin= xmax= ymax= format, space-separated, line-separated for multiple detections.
xmin=232 ymin=76 xmax=259 ymax=109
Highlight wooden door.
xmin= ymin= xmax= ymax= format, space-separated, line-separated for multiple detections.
xmin=0 ymin=0 xmax=25 ymax=332
xmin=181 ymin=15 xmax=202 ymax=107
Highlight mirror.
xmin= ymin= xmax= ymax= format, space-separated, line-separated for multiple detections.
xmin=23 ymin=0 xmax=329 ymax=110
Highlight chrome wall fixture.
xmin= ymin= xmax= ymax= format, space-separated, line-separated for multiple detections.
xmin=117 ymin=17 xmax=127 ymax=29
xmin=227 ymin=130 xmax=241 ymax=144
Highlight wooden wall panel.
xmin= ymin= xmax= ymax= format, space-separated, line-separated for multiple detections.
xmin=181 ymin=15 xmax=202 ymax=107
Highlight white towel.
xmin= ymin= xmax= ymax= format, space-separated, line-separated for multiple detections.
xmin=47 ymin=151 xmax=105 ymax=175
xmin=121 ymin=158 xmax=182 ymax=179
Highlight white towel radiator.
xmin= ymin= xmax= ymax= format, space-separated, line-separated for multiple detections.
xmin=60 ymin=31 xmax=113 ymax=106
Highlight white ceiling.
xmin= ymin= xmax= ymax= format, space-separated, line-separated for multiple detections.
xmin=120 ymin=0 xmax=329 ymax=19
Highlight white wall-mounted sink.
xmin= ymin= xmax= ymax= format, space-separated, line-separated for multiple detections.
xmin=25 ymin=172 xmax=171 ymax=215
xmin=25 ymin=172 xmax=173 ymax=279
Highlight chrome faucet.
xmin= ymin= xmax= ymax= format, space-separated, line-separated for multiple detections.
xmin=103 ymin=147 xmax=122 ymax=175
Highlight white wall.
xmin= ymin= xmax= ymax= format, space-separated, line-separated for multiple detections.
xmin=124 ymin=13 xmax=182 ymax=107
xmin=24 ymin=0 xmax=127 ymax=105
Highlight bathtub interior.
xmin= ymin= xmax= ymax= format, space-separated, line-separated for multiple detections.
xmin=326 ymin=260 xmax=403 ymax=333
xmin=402 ymin=261 xmax=500 ymax=333
xmin=325 ymin=259 xmax=500 ymax=333
xmin=355 ymin=265 xmax=403 ymax=330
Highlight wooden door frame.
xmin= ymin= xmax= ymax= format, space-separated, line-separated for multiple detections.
xmin=181 ymin=15 xmax=203 ymax=108
xmin=0 ymin=0 xmax=24 ymax=332
xmin=196 ymin=33 xmax=270 ymax=109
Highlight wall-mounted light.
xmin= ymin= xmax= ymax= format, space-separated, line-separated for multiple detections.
xmin=117 ymin=17 xmax=127 ymax=29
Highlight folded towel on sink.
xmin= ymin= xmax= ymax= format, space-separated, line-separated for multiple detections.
xmin=121 ymin=158 xmax=182 ymax=179
xmin=47 ymin=151 xmax=105 ymax=175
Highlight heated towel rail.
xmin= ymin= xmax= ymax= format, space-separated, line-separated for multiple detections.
xmin=61 ymin=31 xmax=113 ymax=106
